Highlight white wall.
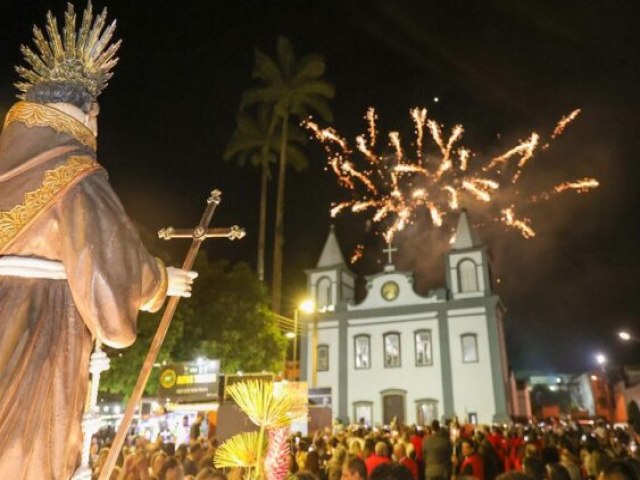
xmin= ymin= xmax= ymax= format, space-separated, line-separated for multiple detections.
xmin=346 ymin=314 xmax=443 ymax=425
xmin=349 ymin=272 xmax=440 ymax=311
xmin=447 ymin=308 xmax=497 ymax=424
xmin=312 ymin=323 xmax=340 ymax=419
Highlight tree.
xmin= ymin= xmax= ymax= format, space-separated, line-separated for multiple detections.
xmin=100 ymin=255 xmax=286 ymax=397
xmin=99 ymin=308 xmax=185 ymax=399
xmin=170 ymin=255 xmax=287 ymax=374
xmin=224 ymin=107 xmax=308 ymax=283
xmin=242 ymin=36 xmax=334 ymax=312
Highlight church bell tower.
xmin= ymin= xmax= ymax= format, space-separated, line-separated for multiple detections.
xmin=305 ymin=225 xmax=356 ymax=312
xmin=446 ymin=209 xmax=493 ymax=299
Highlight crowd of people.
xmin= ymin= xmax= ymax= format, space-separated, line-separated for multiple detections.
xmin=90 ymin=417 xmax=640 ymax=480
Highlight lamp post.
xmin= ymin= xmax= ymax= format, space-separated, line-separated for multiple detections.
xmin=299 ymin=299 xmax=317 ymax=388
xmin=284 ymin=331 xmax=296 ymax=380
xmin=293 ymin=309 xmax=298 ymax=379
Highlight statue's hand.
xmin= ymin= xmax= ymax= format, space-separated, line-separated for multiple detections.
xmin=166 ymin=266 xmax=198 ymax=298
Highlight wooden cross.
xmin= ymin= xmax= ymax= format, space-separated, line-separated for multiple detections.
xmin=98 ymin=189 xmax=244 ymax=480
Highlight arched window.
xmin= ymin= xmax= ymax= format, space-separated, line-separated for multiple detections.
xmin=458 ymin=259 xmax=478 ymax=293
xmin=317 ymin=344 xmax=329 ymax=371
xmin=354 ymin=334 xmax=371 ymax=369
xmin=316 ymin=276 xmax=332 ymax=308
xmin=414 ymin=330 xmax=433 ymax=366
xmin=383 ymin=332 xmax=401 ymax=368
xmin=461 ymin=333 xmax=479 ymax=363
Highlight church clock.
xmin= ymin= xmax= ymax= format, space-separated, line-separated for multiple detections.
xmin=381 ymin=281 xmax=400 ymax=301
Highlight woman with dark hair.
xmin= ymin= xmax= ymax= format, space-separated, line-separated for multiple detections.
xmin=158 ymin=457 xmax=184 ymax=480
xmin=546 ymin=463 xmax=571 ymax=480
xmin=304 ymin=450 xmax=323 ymax=477
xmin=600 ymin=459 xmax=640 ymax=480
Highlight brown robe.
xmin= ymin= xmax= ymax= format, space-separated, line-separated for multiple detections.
xmin=0 ymin=103 xmax=166 ymax=479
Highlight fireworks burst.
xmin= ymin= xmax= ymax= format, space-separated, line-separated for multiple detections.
xmin=303 ymin=107 xmax=598 ymax=263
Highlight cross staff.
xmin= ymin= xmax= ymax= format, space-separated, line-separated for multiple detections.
xmin=98 ymin=189 xmax=245 ymax=480
xmin=159 ymin=225 xmax=245 ymax=241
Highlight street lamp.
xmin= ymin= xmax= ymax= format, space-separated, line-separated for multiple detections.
xmin=299 ymin=299 xmax=315 ymax=314
xmin=596 ymin=353 xmax=606 ymax=366
xmin=298 ymin=299 xmax=318 ymax=388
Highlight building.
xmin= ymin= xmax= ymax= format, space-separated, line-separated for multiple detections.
xmin=300 ymin=211 xmax=513 ymax=425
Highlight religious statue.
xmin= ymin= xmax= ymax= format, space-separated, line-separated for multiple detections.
xmin=0 ymin=3 xmax=197 ymax=478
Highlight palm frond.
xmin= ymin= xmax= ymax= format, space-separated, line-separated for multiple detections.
xmin=276 ymin=36 xmax=295 ymax=79
xmin=227 ymin=380 xmax=307 ymax=429
xmin=240 ymin=86 xmax=285 ymax=110
xmin=292 ymin=54 xmax=326 ymax=84
xmin=214 ymin=432 xmax=265 ymax=468
xmin=286 ymin=144 xmax=309 ymax=172
xmin=297 ymin=94 xmax=334 ymax=122
xmin=294 ymin=79 xmax=335 ymax=99
xmin=253 ymin=48 xmax=283 ymax=85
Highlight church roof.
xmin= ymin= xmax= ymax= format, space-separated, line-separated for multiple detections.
xmin=317 ymin=225 xmax=346 ymax=267
xmin=451 ymin=209 xmax=481 ymax=249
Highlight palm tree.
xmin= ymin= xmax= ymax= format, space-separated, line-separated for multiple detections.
xmin=224 ymin=107 xmax=308 ymax=283
xmin=242 ymin=37 xmax=334 ymax=312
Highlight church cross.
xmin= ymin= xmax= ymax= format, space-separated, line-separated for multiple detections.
xmin=383 ymin=241 xmax=398 ymax=265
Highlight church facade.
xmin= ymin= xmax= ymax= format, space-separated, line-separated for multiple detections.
xmin=300 ymin=211 xmax=512 ymax=426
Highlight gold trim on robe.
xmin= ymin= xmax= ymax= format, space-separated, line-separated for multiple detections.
xmin=3 ymin=102 xmax=97 ymax=151
xmin=0 ymin=155 xmax=101 ymax=253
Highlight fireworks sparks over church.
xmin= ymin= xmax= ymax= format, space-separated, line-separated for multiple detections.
xmin=304 ymin=106 xmax=598 ymax=262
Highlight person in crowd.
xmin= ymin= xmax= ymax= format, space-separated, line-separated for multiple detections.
xmin=191 ymin=415 xmax=204 ymax=441
xmin=369 ymin=463 xmax=414 ymax=480
xmin=342 ymin=456 xmax=368 ymax=480
xmin=183 ymin=443 xmax=205 ymax=476
xmin=495 ymin=473 xmax=534 ymax=480
xmin=546 ymin=463 xmax=572 ymax=480
xmin=559 ymin=448 xmax=582 ymax=480
xmin=599 ymin=460 xmax=640 ymax=480
xmin=350 ymin=440 xmax=365 ymax=459
xmin=150 ymin=451 xmax=169 ymax=478
xmin=303 ymin=449 xmax=323 ymax=477
xmin=158 ymin=457 xmax=184 ymax=480
xmin=522 ymin=442 xmax=544 ymax=480
xmin=423 ymin=420 xmax=452 ymax=480
xmin=194 ymin=468 xmax=227 ymax=480
xmin=477 ymin=432 xmax=503 ymax=480
xmin=457 ymin=438 xmax=485 ymax=480
xmin=366 ymin=441 xmax=393 ymax=474
xmin=296 ymin=472 xmax=321 ymax=480
xmin=522 ymin=457 xmax=545 ymax=480
xmin=394 ymin=443 xmax=419 ymax=480
xmin=326 ymin=445 xmax=348 ymax=480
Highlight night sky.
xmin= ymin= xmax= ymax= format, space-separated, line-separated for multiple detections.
xmin=1 ymin=1 xmax=639 ymax=373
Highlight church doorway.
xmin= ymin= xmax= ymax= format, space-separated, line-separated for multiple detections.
xmin=381 ymin=389 xmax=406 ymax=425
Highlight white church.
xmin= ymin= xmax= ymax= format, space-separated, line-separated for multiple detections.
xmin=300 ymin=211 xmax=513 ymax=426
